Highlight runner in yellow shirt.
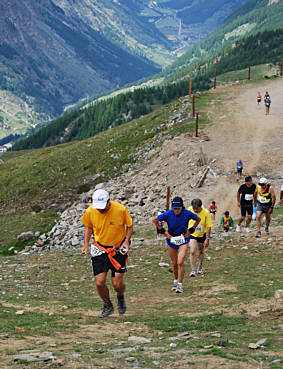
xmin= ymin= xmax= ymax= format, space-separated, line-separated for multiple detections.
xmin=81 ymin=189 xmax=133 ymax=318
xmin=188 ymin=199 xmax=212 ymax=276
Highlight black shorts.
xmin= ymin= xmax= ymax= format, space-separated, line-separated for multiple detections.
xmin=91 ymin=251 xmax=127 ymax=277
xmin=237 ymin=168 xmax=243 ymax=173
xmin=240 ymin=203 xmax=253 ymax=216
xmin=190 ymin=233 xmax=206 ymax=244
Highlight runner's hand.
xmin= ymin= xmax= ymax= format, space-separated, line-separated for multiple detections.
xmin=81 ymin=245 xmax=88 ymax=254
xmin=164 ymin=230 xmax=171 ymax=239
xmin=237 ymin=202 xmax=240 ymax=207
xmin=268 ymin=207 xmax=274 ymax=215
xmin=122 ymin=239 xmax=130 ymax=253
xmin=204 ymin=239 xmax=209 ymax=248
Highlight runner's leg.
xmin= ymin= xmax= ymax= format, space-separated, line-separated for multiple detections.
xmin=198 ymin=242 xmax=204 ymax=266
xmin=95 ymin=272 xmax=110 ymax=302
xmin=189 ymin=239 xmax=197 ymax=272
xmin=168 ymin=246 xmax=178 ymax=280
xmin=111 ymin=273 xmax=126 ymax=296
xmin=265 ymin=211 xmax=271 ymax=229
xmin=256 ymin=211 xmax=262 ymax=232
xmin=245 ymin=214 xmax=252 ymax=227
xmin=176 ymin=244 xmax=189 ymax=283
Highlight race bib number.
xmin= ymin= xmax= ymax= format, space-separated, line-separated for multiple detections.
xmin=171 ymin=235 xmax=185 ymax=245
xmin=245 ymin=194 xmax=253 ymax=201
xmin=258 ymin=196 xmax=267 ymax=204
xmin=91 ymin=245 xmax=105 ymax=257
xmin=196 ymin=225 xmax=203 ymax=232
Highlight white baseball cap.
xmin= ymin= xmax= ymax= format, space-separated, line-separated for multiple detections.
xmin=259 ymin=177 xmax=268 ymax=185
xmin=92 ymin=189 xmax=110 ymax=209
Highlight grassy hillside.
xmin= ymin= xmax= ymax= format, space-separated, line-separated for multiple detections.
xmin=0 ymin=91 xmax=214 ymax=250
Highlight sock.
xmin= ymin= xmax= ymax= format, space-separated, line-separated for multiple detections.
xmin=174 ymin=279 xmax=178 ymax=284
xmin=177 ymin=282 xmax=182 ymax=286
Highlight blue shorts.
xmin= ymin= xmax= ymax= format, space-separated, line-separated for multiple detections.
xmin=166 ymin=237 xmax=191 ymax=249
xmin=256 ymin=202 xmax=271 ymax=214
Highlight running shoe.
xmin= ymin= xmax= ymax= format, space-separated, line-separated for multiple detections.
xmin=244 ymin=227 xmax=250 ymax=233
xmin=175 ymin=284 xmax=183 ymax=293
xmin=98 ymin=302 xmax=114 ymax=318
xmin=117 ymin=295 xmax=126 ymax=315
xmin=255 ymin=231 xmax=261 ymax=238
xmin=197 ymin=264 xmax=203 ymax=274
xmin=265 ymin=228 xmax=270 ymax=235
xmin=236 ymin=225 xmax=241 ymax=232
xmin=190 ymin=270 xmax=196 ymax=277
xmin=171 ymin=280 xmax=178 ymax=291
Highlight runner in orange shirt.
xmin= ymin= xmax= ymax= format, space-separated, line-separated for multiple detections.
xmin=81 ymin=189 xmax=133 ymax=318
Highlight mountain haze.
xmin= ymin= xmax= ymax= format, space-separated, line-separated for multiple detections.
xmin=0 ymin=0 xmax=249 ymax=140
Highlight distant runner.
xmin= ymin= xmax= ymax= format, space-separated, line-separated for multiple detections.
xmin=257 ymin=92 xmax=262 ymax=105
xmin=237 ymin=160 xmax=243 ymax=179
xmin=280 ymin=184 xmax=283 ymax=204
xmin=188 ymin=199 xmax=212 ymax=276
xmin=209 ymin=201 xmax=217 ymax=223
xmin=220 ymin=211 xmax=234 ymax=233
xmin=254 ymin=178 xmax=276 ymax=237
xmin=264 ymin=92 xmax=271 ymax=115
xmin=81 ymin=189 xmax=133 ymax=318
xmin=236 ymin=176 xmax=256 ymax=233
xmin=153 ymin=196 xmax=201 ymax=293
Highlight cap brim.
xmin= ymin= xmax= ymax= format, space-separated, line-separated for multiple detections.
xmin=92 ymin=201 xmax=107 ymax=209
xmin=172 ymin=206 xmax=182 ymax=209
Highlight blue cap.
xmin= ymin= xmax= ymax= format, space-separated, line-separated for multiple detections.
xmin=171 ymin=196 xmax=183 ymax=209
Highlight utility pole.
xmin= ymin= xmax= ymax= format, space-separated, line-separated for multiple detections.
xmin=248 ymin=64 xmax=251 ymax=80
xmin=195 ymin=113 xmax=199 ymax=137
xmin=214 ymin=70 xmax=216 ymax=89
xmin=192 ymin=95 xmax=195 ymax=118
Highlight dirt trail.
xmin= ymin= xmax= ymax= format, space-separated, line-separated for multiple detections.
xmin=198 ymin=78 xmax=283 ymax=219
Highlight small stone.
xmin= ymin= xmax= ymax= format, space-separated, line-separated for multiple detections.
xmin=211 ymin=333 xmax=221 ymax=338
xmin=153 ymin=361 xmax=160 ymax=365
xmin=255 ymin=338 xmax=268 ymax=347
xmin=241 ymin=246 xmax=248 ymax=250
xmin=170 ymin=343 xmax=177 ymax=347
xmin=15 ymin=310 xmax=24 ymax=315
xmin=204 ymin=345 xmax=214 ymax=349
xmin=128 ymin=336 xmax=152 ymax=344
xmin=158 ymin=262 xmax=169 ymax=267
xmin=248 ymin=343 xmax=259 ymax=349
xmin=71 ymin=353 xmax=81 ymax=358
xmin=218 ymin=339 xmax=229 ymax=347
xmin=125 ymin=357 xmax=136 ymax=362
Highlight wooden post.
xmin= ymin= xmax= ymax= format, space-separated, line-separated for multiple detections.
xmin=195 ymin=113 xmax=199 ymax=137
xmin=166 ymin=186 xmax=170 ymax=211
xmin=248 ymin=64 xmax=251 ymax=80
xmin=280 ymin=59 xmax=283 ymax=76
xmin=192 ymin=94 xmax=195 ymax=118
xmin=189 ymin=78 xmax=192 ymax=98
xmin=214 ymin=70 xmax=216 ymax=89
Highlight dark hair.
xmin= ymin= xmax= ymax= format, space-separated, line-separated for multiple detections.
xmin=191 ymin=198 xmax=202 ymax=208
xmin=212 ymin=201 xmax=216 ymax=205
xmin=224 ymin=211 xmax=229 ymax=216
xmin=245 ymin=176 xmax=252 ymax=182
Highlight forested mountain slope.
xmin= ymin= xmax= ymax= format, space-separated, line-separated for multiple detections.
xmin=13 ymin=28 xmax=283 ymax=151
xmin=163 ymin=0 xmax=283 ymax=81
